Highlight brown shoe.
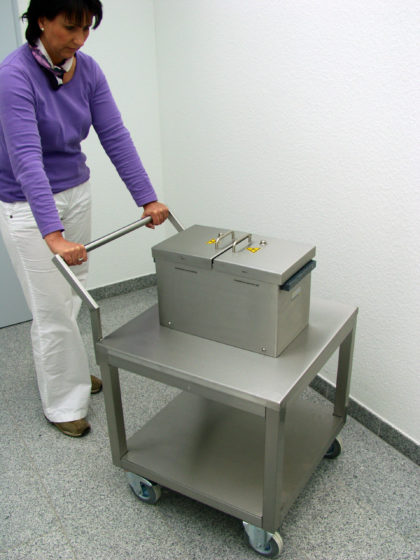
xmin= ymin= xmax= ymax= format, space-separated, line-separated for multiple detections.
xmin=52 ymin=418 xmax=90 ymax=437
xmin=91 ymin=375 xmax=102 ymax=394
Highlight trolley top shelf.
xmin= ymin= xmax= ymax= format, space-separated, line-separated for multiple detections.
xmin=96 ymin=298 xmax=357 ymax=416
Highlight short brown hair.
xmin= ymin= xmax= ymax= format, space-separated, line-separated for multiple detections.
xmin=22 ymin=0 xmax=103 ymax=45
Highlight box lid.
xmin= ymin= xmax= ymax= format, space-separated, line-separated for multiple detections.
xmin=152 ymin=224 xmax=316 ymax=284
xmin=151 ymin=225 xmax=250 ymax=269
xmin=213 ymin=233 xmax=316 ymax=285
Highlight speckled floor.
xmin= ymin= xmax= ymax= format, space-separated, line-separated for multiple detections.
xmin=0 ymin=287 xmax=419 ymax=560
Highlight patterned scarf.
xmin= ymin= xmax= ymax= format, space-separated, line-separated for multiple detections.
xmin=30 ymin=39 xmax=74 ymax=89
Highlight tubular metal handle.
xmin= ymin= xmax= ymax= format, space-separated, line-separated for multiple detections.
xmin=232 ymin=233 xmax=252 ymax=252
xmin=53 ymin=253 xmax=103 ymax=341
xmin=215 ymin=230 xmax=235 ymax=250
xmin=52 ymin=211 xmax=184 ymax=348
xmin=85 ymin=216 xmax=151 ymax=252
xmin=85 ymin=211 xmax=184 ymax=252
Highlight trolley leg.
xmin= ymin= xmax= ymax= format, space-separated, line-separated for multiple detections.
xmin=100 ymin=363 xmax=127 ymax=465
xmin=334 ymin=327 xmax=356 ymax=419
xmin=262 ymin=405 xmax=287 ymax=533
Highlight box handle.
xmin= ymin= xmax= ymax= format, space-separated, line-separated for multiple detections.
xmin=215 ymin=230 xmax=235 ymax=249
xmin=280 ymin=260 xmax=316 ymax=291
xmin=232 ymin=233 xmax=252 ymax=252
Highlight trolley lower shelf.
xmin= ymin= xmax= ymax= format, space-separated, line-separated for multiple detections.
xmin=122 ymin=391 xmax=342 ymax=527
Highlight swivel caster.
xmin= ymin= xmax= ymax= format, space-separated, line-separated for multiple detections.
xmin=126 ymin=472 xmax=162 ymax=504
xmin=243 ymin=522 xmax=283 ymax=558
xmin=324 ymin=437 xmax=342 ymax=459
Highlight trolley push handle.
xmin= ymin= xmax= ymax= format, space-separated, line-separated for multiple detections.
xmin=52 ymin=211 xmax=184 ymax=344
xmin=85 ymin=212 xmax=184 ymax=252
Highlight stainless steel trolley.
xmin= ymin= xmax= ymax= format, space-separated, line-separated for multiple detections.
xmin=54 ymin=215 xmax=358 ymax=558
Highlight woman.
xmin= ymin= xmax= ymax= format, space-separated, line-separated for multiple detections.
xmin=0 ymin=0 xmax=168 ymax=437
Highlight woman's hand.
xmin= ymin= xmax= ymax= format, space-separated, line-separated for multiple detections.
xmin=44 ymin=231 xmax=87 ymax=266
xmin=141 ymin=201 xmax=169 ymax=229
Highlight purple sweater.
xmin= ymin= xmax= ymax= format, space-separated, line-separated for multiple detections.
xmin=0 ymin=44 xmax=157 ymax=237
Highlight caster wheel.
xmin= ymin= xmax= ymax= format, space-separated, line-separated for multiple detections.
xmin=324 ymin=437 xmax=342 ymax=459
xmin=126 ymin=472 xmax=162 ymax=504
xmin=243 ymin=522 xmax=284 ymax=558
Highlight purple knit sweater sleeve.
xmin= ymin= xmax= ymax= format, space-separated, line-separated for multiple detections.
xmin=0 ymin=46 xmax=157 ymax=238
xmin=0 ymin=58 xmax=64 ymax=236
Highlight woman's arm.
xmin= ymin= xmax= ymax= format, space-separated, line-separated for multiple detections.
xmin=89 ymin=62 xmax=168 ymax=225
xmin=0 ymin=65 xmax=88 ymax=264
xmin=0 ymin=65 xmax=64 ymax=237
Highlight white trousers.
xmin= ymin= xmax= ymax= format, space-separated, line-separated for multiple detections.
xmin=0 ymin=183 xmax=92 ymax=422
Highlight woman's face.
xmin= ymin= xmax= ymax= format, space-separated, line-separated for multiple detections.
xmin=38 ymin=12 xmax=93 ymax=64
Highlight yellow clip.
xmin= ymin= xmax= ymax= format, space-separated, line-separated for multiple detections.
xmin=207 ymin=239 xmax=216 ymax=244
xmin=247 ymin=247 xmax=261 ymax=253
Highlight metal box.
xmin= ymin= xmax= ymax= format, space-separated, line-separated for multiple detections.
xmin=152 ymin=225 xmax=316 ymax=357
